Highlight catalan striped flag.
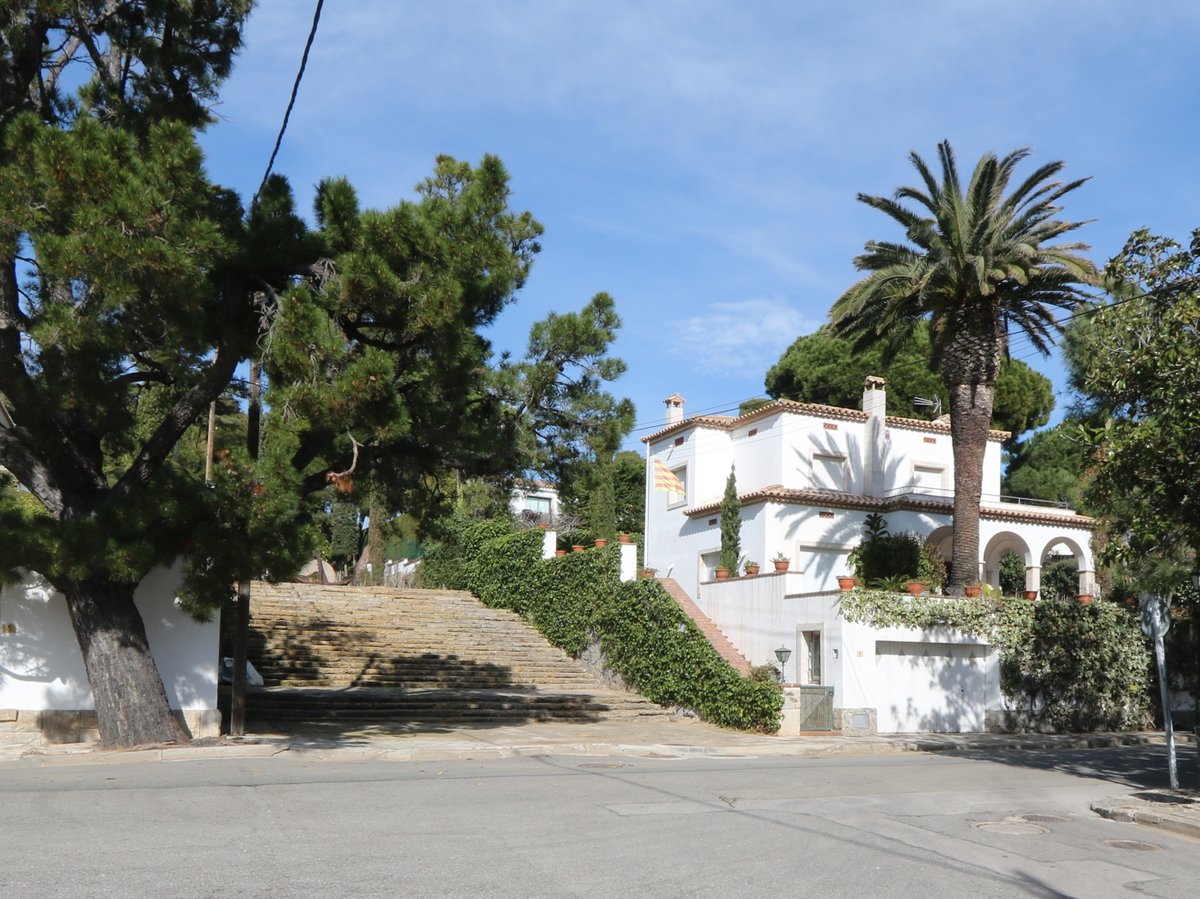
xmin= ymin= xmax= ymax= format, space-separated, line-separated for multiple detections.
xmin=653 ymin=458 xmax=686 ymax=496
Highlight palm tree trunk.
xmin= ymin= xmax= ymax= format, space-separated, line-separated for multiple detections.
xmin=945 ymin=381 xmax=995 ymax=592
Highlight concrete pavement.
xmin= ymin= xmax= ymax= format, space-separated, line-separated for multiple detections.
xmin=4 ymin=716 xmax=1197 ymax=840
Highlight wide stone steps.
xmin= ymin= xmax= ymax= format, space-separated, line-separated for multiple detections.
xmin=243 ymin=687 xmax=666 ymax=726
xmin=235 ymin=581 xmax=672 ymax=728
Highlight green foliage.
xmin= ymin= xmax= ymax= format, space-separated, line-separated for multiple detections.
xmin=842 ymin=591 xmax=1152 ymax=731
xmin=998 ymin=550 xmax=1025 ymax=596
xmin=1003 ymin=425 xmax=1090 ymax=507
xmin=917 ymin=541 xmax=947 ymax=589
xmin=765 ymin=323 xmax=1054 ymax=441
xmin=856 ymin=515 xmax=922 ymax=586
xmin=1040 ymin=554 xmax=1079 ymax=601
xmin=610 ymin=450 xmax=645 ymax=536
xmin=1080 ymin=230 xmax=1200 ymax=567
xmin=423 ymin=517 xmax=782 ymax=731
xmin=718 ymin=466 xmax=741 ymax=572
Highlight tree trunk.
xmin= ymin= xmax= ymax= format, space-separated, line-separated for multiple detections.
xmin=945 ymin=381 xmax=995 ymax=592
xmin=61 ymin=580 xmax=188 ymax=747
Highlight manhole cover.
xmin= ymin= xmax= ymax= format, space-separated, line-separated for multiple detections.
xmin=974 ymin=821 xmax=1048 ymax=835
xmin=1019 ymin=814 xmax=1069 ymax=824
xmin=1105 ymin=839 xmax=1161 ymax=852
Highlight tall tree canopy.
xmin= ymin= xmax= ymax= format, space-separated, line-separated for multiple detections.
xmin=829 ymin=141 xmax=1096 ymax=590
xmin=764 ymin=323 xmax=1055 ymax=444
xmin=0 ymin=2 xmax=631 ymax=746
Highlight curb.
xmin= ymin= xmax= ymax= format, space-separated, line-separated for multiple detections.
xmin=1092 ymin=793 xmax=1200 ymax=841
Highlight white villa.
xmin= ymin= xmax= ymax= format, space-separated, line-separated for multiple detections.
xmin=641 ymin=378 xmax=1096 ymax=734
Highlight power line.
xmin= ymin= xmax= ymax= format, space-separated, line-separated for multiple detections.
xmin=255 ymin=0 xmax=325 ymax=202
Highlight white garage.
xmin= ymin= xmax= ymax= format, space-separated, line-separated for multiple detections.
xmin=873 ymin=639 xmax=992 ymax=733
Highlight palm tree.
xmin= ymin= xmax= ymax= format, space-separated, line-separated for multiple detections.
xmin=830 ymin=141 xmax=1097 ymax=592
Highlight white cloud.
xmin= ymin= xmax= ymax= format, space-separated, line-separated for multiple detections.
xmin=674 ymin=299 xmax=818 ymax=375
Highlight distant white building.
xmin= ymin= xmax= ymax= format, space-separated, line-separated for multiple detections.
xmin=641 ymin=378 xmax=1097 ymax=734
xmin=510 ymin=480 xmax=560 ymax=525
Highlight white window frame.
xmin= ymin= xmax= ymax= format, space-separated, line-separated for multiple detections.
xmin=667 ymin=464 xmax=688 ymax=509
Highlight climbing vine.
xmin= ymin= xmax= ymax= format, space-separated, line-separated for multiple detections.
xmin=842 ymin=590 xmax=1152 ymax=731
xmin=424 ymin=519 xmax=782 ymax=731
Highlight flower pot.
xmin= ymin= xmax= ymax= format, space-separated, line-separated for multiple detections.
xmin=1077 ymin=594 xmax=1093 ymax=604
xmin=617 ymin=533 xmax=631 ymax=544
xmin=593 ymin=539 xmax=608 ymax=548
xmin=572 ymin=545 xmax=585 ymax=553
xmin=837 ymin=575 xmax=856 ymax=591
xmin=744 ymin=564 xmax=760 ymax=577
xmin=714 ymin=566 xmax=731 ymax=580
xmin=906 ymin=581 xmax=926 ymax=596
xmin=773 ymin=560 xmax=790 ymax=573
xmin=964 ymin=585 xmax=981 ymax=598
xmin=642 ymin=568 xmax=657 ymax=579
xmin=555 ymin=549 xmax=567 ymax=557
xmin=1022 ymin=590 xmax=1038 ymax=601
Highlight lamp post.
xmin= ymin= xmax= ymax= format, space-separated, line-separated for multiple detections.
xmin=775 ymin=645 xmax=792 ymax=684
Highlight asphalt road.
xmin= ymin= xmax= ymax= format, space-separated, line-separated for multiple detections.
xmin=0 ymin=746 xmax=1195 ymax=898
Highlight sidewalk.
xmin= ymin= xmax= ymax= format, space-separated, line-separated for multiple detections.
xmin=3 ymin=718 xmax=1197 ymax=838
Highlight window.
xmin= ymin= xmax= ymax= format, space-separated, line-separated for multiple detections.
xmin=525 ymin=496 xmax=552 ymax=516
xmin=802 ymin=630 xmax=822 ymax=684
xmin=912 ymin=464 xmax=945 ymax=495
xmin=812 ymin=454 xmax=847 ymax=491
xmin=668 ymin=465 xmax=688 ymax=507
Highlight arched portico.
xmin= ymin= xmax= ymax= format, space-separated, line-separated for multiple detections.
xmin=982 ymin=531 xmax=1033 ymax=592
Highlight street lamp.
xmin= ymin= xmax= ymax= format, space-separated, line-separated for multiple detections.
xmin=775 ymin=645 xmax=792 ymax=683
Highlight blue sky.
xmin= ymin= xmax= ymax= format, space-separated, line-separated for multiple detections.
xmin=198 ymin=1 xmax=1200 ymax=448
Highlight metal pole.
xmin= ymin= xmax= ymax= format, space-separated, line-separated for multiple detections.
xmin=230 ymin=360 xmax=262 ymax=738
xmin=1153 ymin=630 xmax=1178 ymax=790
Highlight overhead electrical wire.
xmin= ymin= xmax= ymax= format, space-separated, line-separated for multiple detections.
xmin=255 ymin=0 xmax=325 ymax=202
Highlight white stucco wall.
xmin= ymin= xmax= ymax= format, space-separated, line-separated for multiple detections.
xmin=0 ymin=564 xmax=219 ymax=713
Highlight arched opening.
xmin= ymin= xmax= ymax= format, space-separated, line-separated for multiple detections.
xmin=982 ymin=532 xmax=1032 ymax=593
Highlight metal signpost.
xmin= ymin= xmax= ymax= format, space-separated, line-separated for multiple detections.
xmin=1140 ymin=593 xmax=1177 ymax=790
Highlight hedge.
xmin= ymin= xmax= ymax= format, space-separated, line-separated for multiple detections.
xmin=426 ymin=520 xmax=782 ymax=732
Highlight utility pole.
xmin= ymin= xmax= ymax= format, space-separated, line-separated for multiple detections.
xmin=231 ymin=360 xmax=261 ymax=737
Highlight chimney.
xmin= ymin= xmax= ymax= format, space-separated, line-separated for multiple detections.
xmin=664 ymin=393 xmax=685 ymax=426
xmin=862 ymin=375 xmax=887 ymax=418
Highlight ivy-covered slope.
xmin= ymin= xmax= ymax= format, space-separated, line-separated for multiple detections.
xmin=423 ymin=521 xmax=782 ymax=732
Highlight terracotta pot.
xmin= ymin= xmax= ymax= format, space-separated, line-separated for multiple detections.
xmin=1077 ymin=594 xmax=1094 ymax=604
xmin=744 ymin=564 xmax=760 ymax=577
xmin=773 ymin=560 xmax=790 ymax=572
xmin=906 ymin=581 xmax=925 ymax=596
xmin=572 ymin=545 xmax=585 ymax=553
xmin=1023 ymin=590 xmax=1038 ymax=601
xmin=555 ymin=549 xmax=567 ymax=557
xmin=617 ymin=533 xmax=631 ymax=544
xmin=714 ymin=566 xmax=731 ymax=580
xmin=964 ymin=585 xmax=981 ymax=598
xmin=837 ymin=576 xmax=856 ymax=591
xmin=642 ymin=568 xmax=657 ymax=579
xmin=593 ymin=539 xmax=608 ymax=548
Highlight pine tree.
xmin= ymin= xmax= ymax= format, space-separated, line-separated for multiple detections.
xmin=719 ymin=466 xmax=741 ymax=573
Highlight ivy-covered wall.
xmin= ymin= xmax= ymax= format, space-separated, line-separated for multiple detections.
xmin=424 ymin=520 xmax=783 ymax=731
xmin=842 ymin=590 xmax=1153 ymax=731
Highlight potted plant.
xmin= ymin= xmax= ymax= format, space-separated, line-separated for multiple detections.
xmin=744 ymin=560 xmax=760 ymax=577
xmin=906 ymin=580 xmax=926 ymax=596
xmin=1077 ymin=593 xmax=1094 ymax=604
xmin=772 ymin=552 xmax=790 ymax=572
xmin=837 ymin=574 xmax=856 ymax=590
xmin=593 ymin=538 xmax=608 ymax=548
xmin=714 ymin=566 xmax=731 ymax=580
xmin=617 ymin=533 xmax=631 ymax=544
xmin=1022 ymin=589 xmax=1038 ymax=601
xmin=963 ymin=583 xmax=982 ymax=598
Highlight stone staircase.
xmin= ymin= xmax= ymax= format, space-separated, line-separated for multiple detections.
xmin=232 ymin=582 xmax=671 ymax=729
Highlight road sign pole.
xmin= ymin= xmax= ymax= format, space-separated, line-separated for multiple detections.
xmin=1154 ymin=631 xmax=1178 ymax=790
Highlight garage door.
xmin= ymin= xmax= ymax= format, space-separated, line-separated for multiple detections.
xmin=874 ymin=641 xmax=988 ymax=734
